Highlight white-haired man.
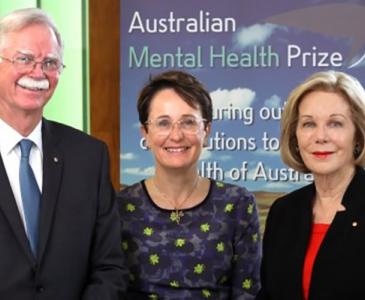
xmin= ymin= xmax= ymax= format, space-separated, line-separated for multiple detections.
xmin=0 ymin=8 xmax=126 ymax=299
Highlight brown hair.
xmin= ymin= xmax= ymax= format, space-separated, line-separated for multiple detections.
xmin=137 ymin=70 xmax=212 ymax=130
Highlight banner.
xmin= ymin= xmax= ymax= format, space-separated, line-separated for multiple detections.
xmin=121 ymin=0 xmax=365 ymax=231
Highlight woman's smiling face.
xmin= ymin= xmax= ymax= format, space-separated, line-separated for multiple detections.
xmin=296 ymin=90 xmax=356 ymax=178
xmin=142 ymin=88 xmax=210 ymax=172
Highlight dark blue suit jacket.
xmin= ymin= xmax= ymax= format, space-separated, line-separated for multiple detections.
xmin=0 ymin=119 xmax=127 ymax=300
xmin=257 ymin=166 xmax=365 ymax=300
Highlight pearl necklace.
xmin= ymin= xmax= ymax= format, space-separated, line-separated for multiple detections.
xmin=152 ymin=176 xmax=200 ymax=224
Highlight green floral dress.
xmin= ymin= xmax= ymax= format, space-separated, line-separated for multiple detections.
xmin=118 ymin=179 xmax=261 ymax=299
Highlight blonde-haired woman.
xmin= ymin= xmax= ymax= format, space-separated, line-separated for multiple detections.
xmin=257 ymin=71 xmax=365 ymax=300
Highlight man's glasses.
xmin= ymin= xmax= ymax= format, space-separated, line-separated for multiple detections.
xmin=0 ymin=53 xmax=65 ymax=74
xmin=145 ymin=116 xmax=206 ymax=136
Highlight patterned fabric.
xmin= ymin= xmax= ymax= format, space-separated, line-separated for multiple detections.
xmin=118 ymin=179 xmax=261 ymax=300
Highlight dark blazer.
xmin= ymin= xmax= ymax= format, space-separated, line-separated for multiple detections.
xmin=0 ymin=119 xmax=126 ymax=300
xmin=256 ymin=166 xmax=365 ymax=300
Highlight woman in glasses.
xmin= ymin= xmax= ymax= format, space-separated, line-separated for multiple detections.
xmin=118 ymin=70 xmax=261 ymax=299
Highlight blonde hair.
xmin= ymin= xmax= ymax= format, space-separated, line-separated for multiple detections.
xmin=281 ymin=70 xmax=365 ymax=172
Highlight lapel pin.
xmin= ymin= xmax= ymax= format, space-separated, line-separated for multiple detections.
xmin=352 ymin=221 xmax=358 ymax=227
xmin=53 ymin=157 xmax=59 ymax=163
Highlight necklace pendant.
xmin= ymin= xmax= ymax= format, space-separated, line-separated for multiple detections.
xmin=175 ymin=209 xmax=184 ymax=224
xmin=153 ymin=176 xmax=200 ymax=225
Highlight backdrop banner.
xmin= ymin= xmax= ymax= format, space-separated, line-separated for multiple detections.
xmin=121 ymin=0 xmax=365 ymax=230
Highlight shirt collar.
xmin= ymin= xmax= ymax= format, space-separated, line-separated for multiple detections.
xmin=0 ymin=118 xmax=43 ymax=155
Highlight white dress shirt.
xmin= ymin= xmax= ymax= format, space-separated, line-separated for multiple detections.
xmin=0 ymin=118 xmax=43 ymax=235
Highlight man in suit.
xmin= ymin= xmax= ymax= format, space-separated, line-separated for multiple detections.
xmin=0 ymin=8 xmax=126 ymax=299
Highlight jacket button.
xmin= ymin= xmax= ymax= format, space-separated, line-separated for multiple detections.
xmin=36 ymin=286 xmax=45 ymax=293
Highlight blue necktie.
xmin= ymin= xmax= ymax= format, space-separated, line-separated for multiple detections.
xmin=19 ymin=139 xmax=40 ymax=257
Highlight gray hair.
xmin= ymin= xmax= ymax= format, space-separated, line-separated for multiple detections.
xmin=0 ymin=8 xmax=64 ymax=58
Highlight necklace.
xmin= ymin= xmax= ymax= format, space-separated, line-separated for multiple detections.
xmin=152 ymin=176 xmax=200 ymax=224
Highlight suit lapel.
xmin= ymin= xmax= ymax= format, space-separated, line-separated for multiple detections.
xmin=0 ymin=155 xmax=35 ymax=264
xmin=309 ymin=167 xmax=365 ymax=299
xmin=318 ymin=167 xmax=365 ymax=259
xmin=37 ymin=119 xmax=63 ymax=261
xmin=292 ymin=185 xmax=314 ymax=297
xmin=297 ymin=186 xmax=313 ymax=255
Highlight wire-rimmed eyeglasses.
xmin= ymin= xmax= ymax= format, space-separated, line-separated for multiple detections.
xmin=0 ymin=53 xmax=65 ymax=74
